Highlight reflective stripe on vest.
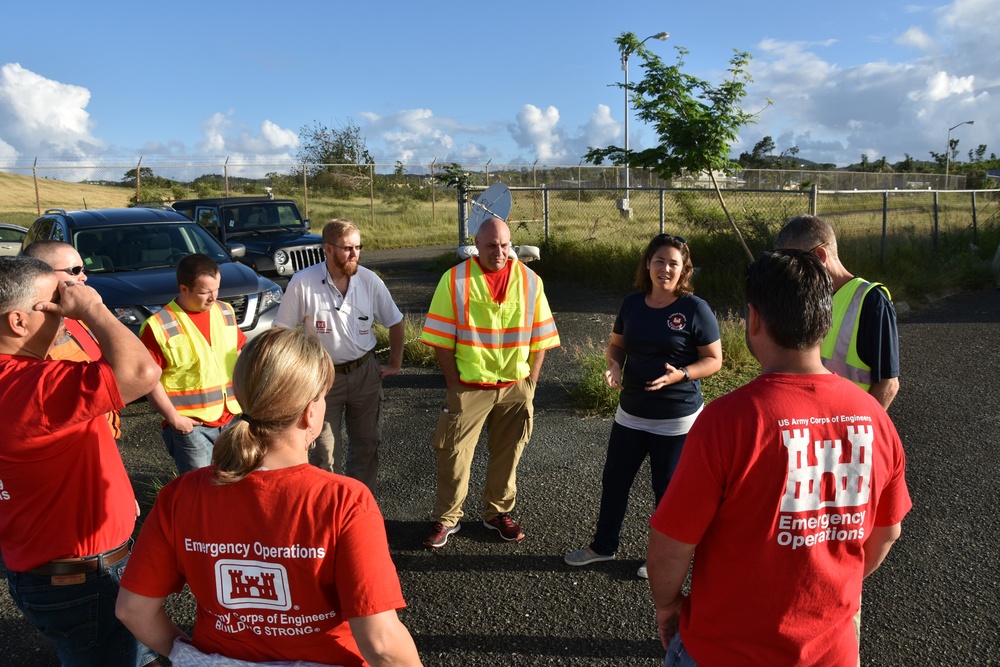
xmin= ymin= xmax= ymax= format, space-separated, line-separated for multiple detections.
xmin=150 ymin=301 xmax=241 ymax=420
xmin=452 ymin=260 xmax=538 ymax=349
xmin=822 ymin=278 xmax=886 ymax=391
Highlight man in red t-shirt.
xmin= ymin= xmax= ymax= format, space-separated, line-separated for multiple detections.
xmin=140 ymin=254 xmax=245 ymax=474
xmin=23 ymin=240 xmax=122 ymax=438
xmin=0 ymin=256 xmax=161 ymax=665
xmin=647 ymin=250 xmax=911 ymax=667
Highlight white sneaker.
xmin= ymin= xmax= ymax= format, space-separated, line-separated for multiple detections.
xmin=636 ymin=562 xmax=648 ymax=579
xmin=564 ymin=546 xmax=615 ymax=567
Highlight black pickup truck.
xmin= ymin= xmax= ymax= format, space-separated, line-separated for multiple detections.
xmin=171 ymin=197 xmax=324 ymax=286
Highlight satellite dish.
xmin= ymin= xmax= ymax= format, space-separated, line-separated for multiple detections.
xmin=468 ymin=183 xmax=512 ymax=238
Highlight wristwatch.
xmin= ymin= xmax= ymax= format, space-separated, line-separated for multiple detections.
xmin=679 ymin=367 xmax=690 ymax=382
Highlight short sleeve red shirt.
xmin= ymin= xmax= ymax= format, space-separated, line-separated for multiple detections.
xmin=650 ymin=373 xmax=911 ymax=666
xmin=0 ymin=355 xmax=133 ymax=571
xmin=121 ymin=464 xmax=406 ymax=666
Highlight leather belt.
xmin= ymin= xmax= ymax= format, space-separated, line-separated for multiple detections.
xmin=334 ymin=349 xmax=373 ymax=375
xmin=26 ymin=540 xmax=131 ymax=576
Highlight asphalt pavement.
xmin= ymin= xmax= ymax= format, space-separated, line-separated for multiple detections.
xmin=1 ymin=249 xmax=997 ymax=666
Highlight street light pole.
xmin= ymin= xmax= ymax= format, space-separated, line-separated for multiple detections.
xmin=619 ymin=31 xmax=668 ymax=217
xmin=944 ymin=120 xmax=974 ymax=188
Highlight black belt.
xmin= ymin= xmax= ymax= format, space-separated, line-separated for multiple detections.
xmin=26 ymin=540 xmax=131 ymax=576
xmin=334 ymin=350 xmax=373 ymax=375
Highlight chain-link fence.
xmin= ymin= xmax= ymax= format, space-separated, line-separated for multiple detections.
xmin=1 ymin=159 xmax=993 ymax=260
xmin=740 ymin=168 xmax=967 ymax=191
xmin=465 ymin=184 xmax=1000 ymax=266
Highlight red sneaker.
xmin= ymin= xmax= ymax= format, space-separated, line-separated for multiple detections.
xmin=424 ymin=522 xmax=461 ymax=549
xmin=483 ymin=513 xmax=525 ymax=541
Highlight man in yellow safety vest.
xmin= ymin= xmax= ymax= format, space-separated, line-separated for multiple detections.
xmin=140 ymin=254 xmax=245 ymax=473
xmin=420 ymin=217 xmax=560 ymax=549
xmin=775 ymin=215 xmax=899 ymax=409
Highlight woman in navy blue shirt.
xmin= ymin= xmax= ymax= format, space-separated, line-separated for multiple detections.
xmin=565 ymin=234 xmax=722 ymax=577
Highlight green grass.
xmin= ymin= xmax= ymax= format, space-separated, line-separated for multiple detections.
xmin=372 ymin=313 xmax=437 ymax=367
xmin=566 ymin=312 xmax=760 ymax=417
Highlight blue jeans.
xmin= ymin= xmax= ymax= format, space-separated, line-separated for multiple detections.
xmin=664 ymin=632 xmax=699 ymax=667
xmin=591 ymin=422 xmax=686 ymax=555
xmin=161 ymin=422 xmax=222 ymax=474
xmin=7 ymin=550 xmax=159 ymax=666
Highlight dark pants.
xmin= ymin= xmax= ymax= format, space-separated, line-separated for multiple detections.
xmin=7 ymin=550 xmax=158 ymax=666
xmin=590 ymin=421 xmax=687 ymax=556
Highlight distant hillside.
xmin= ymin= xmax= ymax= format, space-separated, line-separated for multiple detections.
xmin=0 ymin=171 xmax=133 ymax=220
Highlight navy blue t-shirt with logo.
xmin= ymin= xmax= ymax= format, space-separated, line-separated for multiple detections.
xmin=613 ymin=292 xmax=721 ymax=420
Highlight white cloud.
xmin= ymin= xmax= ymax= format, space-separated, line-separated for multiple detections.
xmin=909 ymin=71 xmax=975 ymax=102
xmin=359 ymin=108 xmax=493 ymax=163
xmin=579 ymin=104 xmax=620 ymax=152
xmin=0 ymin=63 xmax=101 ymax=158
xmin=509 ymin=105 xmax=567 ymax=162
xmin=896 ymin=26 xmax=935 ymax=51
xmin=194 ymin=112 xmax=298 ymax=157
xmin=739 ymin=1 xmax=1000 ymax=166
xmin=362 ymin=109 xmax=458 ymax=162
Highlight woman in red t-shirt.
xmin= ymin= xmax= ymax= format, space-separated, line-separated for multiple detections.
xmin=117 ymin=328 xmax=422 ymax=667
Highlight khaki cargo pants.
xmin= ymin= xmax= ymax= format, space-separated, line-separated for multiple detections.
xmin=431 ymin=377 xmax=537 ymax=526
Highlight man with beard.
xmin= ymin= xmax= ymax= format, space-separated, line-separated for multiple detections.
xmin=274 ymin=219 xmax=403 ymax=491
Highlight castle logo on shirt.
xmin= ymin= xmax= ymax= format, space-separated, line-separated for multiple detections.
xmin=215 ymin=559 xmax=291 ymax=610
xmin=668 ymin=313 xmax=686 ymax=330
xmin=780 ymin=424 xmax=873 ymax=511
xmin=314 ymin=320 xmax=328 ymax=334
xmin=773 ymin=422 xmax=874 ymax=550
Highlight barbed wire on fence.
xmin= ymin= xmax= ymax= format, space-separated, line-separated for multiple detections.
xmin=1 ymin=159 xmax=993 ymax=260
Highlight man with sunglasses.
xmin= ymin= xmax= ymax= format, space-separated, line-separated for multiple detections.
xmin=274 ymin=219 xmax=404 ymax=492
xmin=775 ymin=215 xmax=900 ymax=409
xmin=22 ymin=240 xmax=122 ymax=437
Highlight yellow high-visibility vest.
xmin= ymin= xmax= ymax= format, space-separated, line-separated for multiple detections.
xmin=421 ymin=259 xmax=559 ymax=384
xmin=822 ymin=277 xmax=890 ymax=392
xmin=143 ymin=300 xmax=241 ymax=420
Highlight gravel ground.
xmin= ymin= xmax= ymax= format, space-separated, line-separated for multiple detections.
xmin=1 ymin=248 xmax=997 ymax=666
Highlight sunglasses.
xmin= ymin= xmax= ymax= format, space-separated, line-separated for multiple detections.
xmin=655 ymin=233 xmax=687 ymax=245
xmin=56 ymin=265 xmax=86 ymax=276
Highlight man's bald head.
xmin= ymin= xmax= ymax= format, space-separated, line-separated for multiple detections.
xmin=22 ymin=241 xmax=87 ymax=284
xmin=474 ymin=217 xmax=511 ymax=272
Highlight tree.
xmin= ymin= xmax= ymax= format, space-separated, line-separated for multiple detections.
xmin=737 ymin=135 xmax=776 ymax=169
xmin=585 ymin=33 xmax=766 ymax=260
xmin=122 ymin=167 xmax=155 ymax=187
xmin=296 ymin=119 xmax=374 ymax=196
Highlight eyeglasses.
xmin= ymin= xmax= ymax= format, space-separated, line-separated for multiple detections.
xmin=56 ymin=266 xmax=85 ymax=276
xmin=809 ymin=241 xmax=828 ymax=254
xmin=327 ymin=243 xmax=363 ymax=253
xmin=655 ymin=234 xmax=687 ymax=245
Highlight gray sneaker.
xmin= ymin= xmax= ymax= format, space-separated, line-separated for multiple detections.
xmin=564 ymin=546 xmax=615 ymax=566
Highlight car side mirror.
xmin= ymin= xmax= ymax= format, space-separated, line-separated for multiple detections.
xmin=228 ymin=243 xmax=247 ymax=258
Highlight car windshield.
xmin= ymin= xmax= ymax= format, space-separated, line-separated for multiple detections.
xmin=73 ymin=223 xmax=231 ymax=273
xmin=222 ymin=203 xmax=303 ymax=235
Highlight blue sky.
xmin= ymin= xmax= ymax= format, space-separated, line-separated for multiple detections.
xmin=1 ymin=0 xmax=995 ymax=169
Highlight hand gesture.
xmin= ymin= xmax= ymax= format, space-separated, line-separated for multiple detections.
xmin=604 ymin=359 xmax=623 ymax=389
xmin=645 ymin=363 xmax=682 ymax=391
xmin=34 ymin=281 xmax=105 ymax=323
